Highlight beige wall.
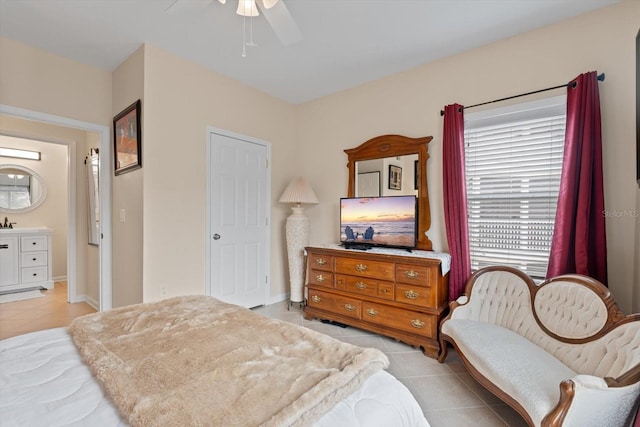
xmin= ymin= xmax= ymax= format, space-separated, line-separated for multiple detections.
xmin=0 ymin=134 xmax=67 ymax=279
xmin=0 ymin=116 xmax=102 ymax=301
xmin=0 ymin=37 xmax=112 ymax=126
xmin=297 ymin=1 xmax=640 ymax=313
xmin=0 ymin=38 xmax=111 ymax=302
xmin=111 ymin=46 xmax=145 ymax=308
xmin=142 ymin=45 xmax=297 ymax=302
xmin=1 ymin=2 xmax=638 ymax=312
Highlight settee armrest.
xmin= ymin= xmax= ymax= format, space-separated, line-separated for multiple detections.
xmin=542 ymin=375 xmax=640 ymax=427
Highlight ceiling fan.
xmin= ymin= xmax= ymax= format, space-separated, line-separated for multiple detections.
xmin=165 ymin=0 xmax=302 ymax=47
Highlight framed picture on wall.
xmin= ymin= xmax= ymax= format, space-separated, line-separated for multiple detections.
xmin=389 ymin=165 xmax=402 ymax=190
xmin=113 ymin=99 xmax=142 ymax=176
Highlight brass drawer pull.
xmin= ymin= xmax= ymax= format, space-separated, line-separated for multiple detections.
xmin=366 ymin=308 xmax=378 ymax=317
xmin=315 ymin=258 xmax=327 ymax=266
xmin=311 ymin=295 xmax=321 ymax=303
xmin=404 ymin=290 xmax=419 ymax=299
xmin=404 ymin=270 xmax=419 ymax=279
xmin=344 ymin=304 xmax=356 ymax=312
xmin=316 ymin=274 xmax=326 ymax=283
xmin=355 ymin=281 xmax=367 ymax=290
xmin=411 ymin=319 xmax=425 ymax=329
xmin=381 ymin=288 xmax=390 ymax=294
xmin=355 ymin=264 xmax=368 ymax=272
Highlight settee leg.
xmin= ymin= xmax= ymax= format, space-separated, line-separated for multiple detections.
xmin=437 ymin=340 xmax=449 ymax=363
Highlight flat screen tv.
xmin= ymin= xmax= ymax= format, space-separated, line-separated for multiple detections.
xmin=340 ymin=195 xmax=417 ymax=250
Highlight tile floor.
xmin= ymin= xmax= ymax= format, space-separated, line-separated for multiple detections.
xmin=0 ymin=288 xmax=528 ymax=426
xmin=254 ymin=301 xmax=529 ymax=427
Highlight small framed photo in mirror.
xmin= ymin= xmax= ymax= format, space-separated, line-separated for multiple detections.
xmin=389 ymin=165 xmax=402 ymax=190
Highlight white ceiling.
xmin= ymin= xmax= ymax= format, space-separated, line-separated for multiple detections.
xmin=0 ymin=0 xmax=620 ymax=104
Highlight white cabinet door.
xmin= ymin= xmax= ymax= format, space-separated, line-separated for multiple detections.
xmin=0 ymin=236 xmax=19 ymax=288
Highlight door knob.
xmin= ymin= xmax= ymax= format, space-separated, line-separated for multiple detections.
xmin=213 ymin=234 xmax=221 ymax=240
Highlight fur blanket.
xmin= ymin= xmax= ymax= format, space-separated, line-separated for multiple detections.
xmin=68 ymin=296 xmax=389 ymax=427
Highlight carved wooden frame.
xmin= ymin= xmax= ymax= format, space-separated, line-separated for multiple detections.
xmin=344 ymin=134 xmax=433 ymax=250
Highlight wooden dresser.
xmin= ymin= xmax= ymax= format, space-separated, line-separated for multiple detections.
xmin=303 ymin=245 xmax=449 ymax=358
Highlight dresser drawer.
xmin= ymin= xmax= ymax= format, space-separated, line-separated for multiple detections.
xmin=395 ymin=264 xmax=432 ymax=286
xmin=362 ymin=301 xmax=435 ymax=337
xmin=21 ymin=236 xmax=47 ymax=252
xmin=21 ymin=266 xmax=48 ymax=284
xmin=307 ymin=289 xmax=361 ymax=319
xmin=307 ymin=253 xmax=334 ymax=272
xmin=335 ymin=257 xmax=394 ymax=281
xmin=308 ymin=269 xmax=333 ymax=288
xmin=343 ymin=275 xmax=379 ymax=298
xmin=20 ymin=251 xmax=47 ymax=268
xmin=377 ymin=281 xmax=395 ymax=301
xmin=395 ymin=283 xmax=433 ymax=308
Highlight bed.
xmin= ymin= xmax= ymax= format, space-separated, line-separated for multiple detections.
xmin=0 ymin=296 xmax=429 ymax=427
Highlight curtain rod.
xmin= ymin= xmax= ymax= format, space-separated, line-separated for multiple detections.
xmin=440 ymin=72 xmax=605 ymax=116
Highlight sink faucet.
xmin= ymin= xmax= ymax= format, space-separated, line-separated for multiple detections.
xmin=1 ymin=217 xmax=15 ymax=229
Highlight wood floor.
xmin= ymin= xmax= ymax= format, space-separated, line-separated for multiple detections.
xmin=0 ymin=282 xmax=96 ymax=340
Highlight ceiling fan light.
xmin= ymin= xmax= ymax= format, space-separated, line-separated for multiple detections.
xmin=236 ymin=0 xmax=259 ymax=16
xmin=262 ymin=0 xmax=279 ymax=9
xmin=218 ymin=0 xmax=226 ymax=4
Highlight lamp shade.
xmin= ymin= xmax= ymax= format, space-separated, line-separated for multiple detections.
xmin=236 ymin=0 xmax=259 ymax=16
xmin=279 ymin=176 xmax=319 ymax=205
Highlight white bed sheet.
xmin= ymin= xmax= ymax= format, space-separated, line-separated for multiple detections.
xmin=0 ymin=328 xmax=429 ymax=427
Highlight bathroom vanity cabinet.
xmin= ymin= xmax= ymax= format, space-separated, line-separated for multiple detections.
xmin=0 ymin=228 xmax=54 ymax=292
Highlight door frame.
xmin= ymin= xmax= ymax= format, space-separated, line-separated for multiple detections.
xmin=205 ymin=126 xmax=271 ymax=306
xmin=0 ymin=104 xmax=112 ymax=310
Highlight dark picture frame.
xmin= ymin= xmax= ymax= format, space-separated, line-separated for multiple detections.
xmin=113 ymin=100 xmax=142 ymax=176
xmin=414 ymin=159 xmax=419 ymax=190
xmin=389 ymin=164 xmax=402 ymax=190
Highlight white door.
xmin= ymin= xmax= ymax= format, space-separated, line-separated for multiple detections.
xmin=208 ymin=129 xmax=269 ymax=308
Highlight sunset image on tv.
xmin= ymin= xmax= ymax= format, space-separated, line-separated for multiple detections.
xmin=340 ymin=196 xmax=417 ymax=248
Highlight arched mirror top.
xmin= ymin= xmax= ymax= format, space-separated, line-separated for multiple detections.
xmin=0 ymin=164 xmax=48 ymax=214
xmin=345 ymin=134 xmax=433 ymax=251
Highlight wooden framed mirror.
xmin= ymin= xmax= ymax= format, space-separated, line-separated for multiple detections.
xmin=345 ymin=134 xmax=433 ymax=250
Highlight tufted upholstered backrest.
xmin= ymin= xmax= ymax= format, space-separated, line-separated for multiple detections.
xmin=451 ymin=267 xmax=640 ymax=380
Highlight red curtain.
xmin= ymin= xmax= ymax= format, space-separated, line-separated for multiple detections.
xmin=442 ymin=104 xmax=472 ymax=300
xmin=546 ymin=71 xmax=608 ymax=285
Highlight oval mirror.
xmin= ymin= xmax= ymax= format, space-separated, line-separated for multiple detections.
xmin=0 ymin=164 xmax=48 ymax=213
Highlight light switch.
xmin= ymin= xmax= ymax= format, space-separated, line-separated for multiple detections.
xmin=119 ymin=208 xmax=126 ymax=223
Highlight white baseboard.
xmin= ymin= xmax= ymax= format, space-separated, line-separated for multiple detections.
xmin=53 ymin=276 xmax=68 ymax=283
xmin=268 ymin=292 xmax=290 ymax=305
xmin=84 ymin=295 xmax=99 ymax=310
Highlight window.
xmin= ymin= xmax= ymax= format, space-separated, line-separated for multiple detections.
xmin=0 ymin=173 xmax=32 ymax=209
xmin=464 ymin=96 xmax=566 ymax=279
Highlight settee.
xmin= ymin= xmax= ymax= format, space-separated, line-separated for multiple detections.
xmin=438 ymin=266 xmax=640 ymax=427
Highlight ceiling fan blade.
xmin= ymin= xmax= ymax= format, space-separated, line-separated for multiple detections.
xmin=257 ymin=0 xmax=302 ymax=46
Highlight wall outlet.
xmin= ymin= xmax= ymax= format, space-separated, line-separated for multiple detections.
xmin=160 ymin=285 xmax=168 ymax=297
xmin=119 ymin=208 xmax=126 ymax=223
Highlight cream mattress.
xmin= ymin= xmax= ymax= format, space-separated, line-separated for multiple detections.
xmin=0 ymin=327 xmax=429 ymax=427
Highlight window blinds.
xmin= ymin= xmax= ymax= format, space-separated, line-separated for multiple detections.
xmin=464 ymin=96 xmax=566 ymax=279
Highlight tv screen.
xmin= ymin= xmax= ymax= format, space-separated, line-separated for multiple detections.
xmin=340 ymin=196 xmax=417 ymax=250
